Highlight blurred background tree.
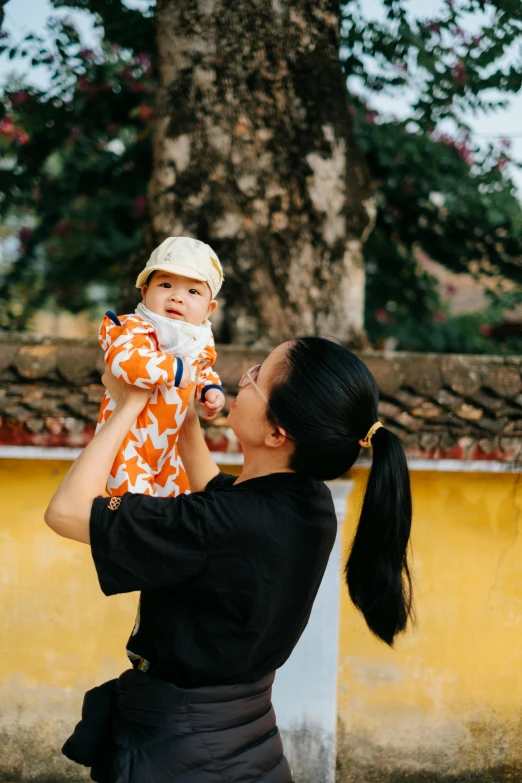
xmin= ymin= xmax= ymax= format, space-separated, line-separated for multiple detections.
xmin=0 ymin=0 xmax=521 ymax=351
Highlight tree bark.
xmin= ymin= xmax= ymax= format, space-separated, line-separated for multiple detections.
xmin=150 ymin=0 xmax=374 ymax=346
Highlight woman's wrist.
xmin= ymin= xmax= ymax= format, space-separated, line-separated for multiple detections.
xmin=184 ymin=400 xmax=198 ymax=422
xmin=113 ymin=395 xmax=146 ymax=421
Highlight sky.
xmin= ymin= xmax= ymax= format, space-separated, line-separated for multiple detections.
xmin=2 ymin=0 xmax=522 ymax=195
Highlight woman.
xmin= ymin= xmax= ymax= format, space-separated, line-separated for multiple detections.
xmin=45 ymin=337 xmax=413 ymax=783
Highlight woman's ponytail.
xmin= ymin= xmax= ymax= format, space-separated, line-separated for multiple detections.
xmin=265 ymin=336 xmax=413 ymax=645
xmin=345 ymin=426 xmax=413 ymax=646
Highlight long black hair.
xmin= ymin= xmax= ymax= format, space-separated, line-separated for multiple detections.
xmin=267 ymin=336 xmax=413 ymax=646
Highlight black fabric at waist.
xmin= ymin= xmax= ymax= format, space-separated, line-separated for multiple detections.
xmin=63 ymin=669 xmax=292 ymax=783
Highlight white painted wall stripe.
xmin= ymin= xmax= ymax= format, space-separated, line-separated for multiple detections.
xmin=0 ymin=445 xmax=244 ymax=465
xmin=0 ymin=445 xmax=520 ymax=472
xmin=273 ymin=480 xmax=352 ymax=783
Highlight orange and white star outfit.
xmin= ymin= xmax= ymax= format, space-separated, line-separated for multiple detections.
xmin=96 ymin=308 xmax=222 ymax=498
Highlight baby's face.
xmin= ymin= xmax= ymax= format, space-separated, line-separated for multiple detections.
xmin=142 ymin=271 xmax=217 ymax=326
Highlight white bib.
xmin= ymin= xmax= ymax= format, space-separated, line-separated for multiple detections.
xmin=135 ymin=302 xmax=212 ymax=362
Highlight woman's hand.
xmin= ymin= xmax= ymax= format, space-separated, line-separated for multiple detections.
xmin=44 ymin=369 xmax=153 ymax=544
xmin=102 ymin=367 xmax=152 ymax=414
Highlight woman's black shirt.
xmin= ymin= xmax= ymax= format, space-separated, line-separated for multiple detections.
xmin=90 ymin=471 xmax=337 ymax=688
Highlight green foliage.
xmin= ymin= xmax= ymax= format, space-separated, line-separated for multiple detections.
xmin=0 ymin=0 xmax=521 ymax=353
xmin=340 ymin=0 xmax=522 ymax=352
xmin=370 ymin=301 xmax=522 ymax=355
xmin=354 ymin=104 xmax=522 ymax=351
xmin=341 ymin=0 xmax=522 ymax=131
xmin=0 ymin=6 xmax=155 ymax=328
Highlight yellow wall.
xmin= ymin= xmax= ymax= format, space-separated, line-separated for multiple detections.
xmin=0 ymin=458 xmax=136 ymax=781
xmin=337 ymin=467 xmax=522 ymax=781
xmin=2 ymin=458 xmax=522 ymax=781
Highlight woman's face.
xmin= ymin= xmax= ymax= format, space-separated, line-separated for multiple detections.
xmin=227 ymin=342 xmax=291 ymax=451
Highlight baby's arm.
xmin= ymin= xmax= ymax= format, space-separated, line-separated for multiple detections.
xmin=200 ymin=386 xmax=226 ymax=420
xmin=101 ymin=314 xmax=191 ymax=390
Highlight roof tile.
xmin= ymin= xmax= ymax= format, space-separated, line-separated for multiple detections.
xmin=1 ymin=335 xmax=521 ymax=463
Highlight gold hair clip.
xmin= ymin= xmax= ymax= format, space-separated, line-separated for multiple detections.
xmin=359 ymin=421 xmax=383 ymax=448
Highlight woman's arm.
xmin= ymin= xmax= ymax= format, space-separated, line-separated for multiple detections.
xmin=177 ymin=401 xmax=220 ymax=493
xmin=44 ymin=371 xmax=151 ymax=544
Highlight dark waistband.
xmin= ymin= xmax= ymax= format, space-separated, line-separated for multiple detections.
xmin=116 ymin=669 xmax=276 ymax=731
xmin=63 ymin=670 xmax=290 ymax=783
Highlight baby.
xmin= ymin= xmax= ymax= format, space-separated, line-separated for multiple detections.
xmin=96 ymin=236 xmax=226 ymax=497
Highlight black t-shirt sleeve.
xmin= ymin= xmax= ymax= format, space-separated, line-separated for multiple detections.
xmin=205 ymin=472 xmax=237 ymax=491
xmin=90 ymin=492 xmax=209 ymax=596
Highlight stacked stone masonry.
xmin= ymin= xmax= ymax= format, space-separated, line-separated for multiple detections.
xmin=1 ymin=334 xmax=521 ymax=463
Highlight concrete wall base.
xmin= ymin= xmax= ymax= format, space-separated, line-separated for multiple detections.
xmin=336 ymin=718 xmax=522 ymax=783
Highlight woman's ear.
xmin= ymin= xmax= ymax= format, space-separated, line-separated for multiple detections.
xmin=265 ymin=425 xmax=289 ymax=450
xmin=207 ymin=300 xmax=218 ymax=318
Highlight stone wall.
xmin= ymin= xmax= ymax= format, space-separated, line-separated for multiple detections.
xmin=1 ymin=333 xmax=522 ymax=463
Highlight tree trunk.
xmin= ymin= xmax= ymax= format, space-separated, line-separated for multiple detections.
xmin=149 ymin=0 xmax=374 ymax=346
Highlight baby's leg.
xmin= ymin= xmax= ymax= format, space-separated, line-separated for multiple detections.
xmin=106 ymin=434 xmax=157 ymax=496
xmin=106 ymin=462 xmax=156 ymax=496
xmin=153 ymin=454 xmax=190 ymax=497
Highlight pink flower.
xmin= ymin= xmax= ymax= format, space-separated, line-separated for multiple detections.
xmin=77 ymin=77 xmax=108 ymax=98
xmin=10 ymin=90 xmax=30 ymax=106
xmin=375 ymin=308 xmax=389 ymax=324
xmin=432 ymin=131 xmax=473 ymax=165
xmin=18 ymin=227 xmax=32 ymax=250
xmin=0 ymin=116 xmax=30 ymax=145
xmin=455 ymin=142 xmax=473 ymax=165
xmin=0 ymin=116 xmax=15 ymax=134
xmin=433 ymin=311 xmax=446 ymax=323
xmin=364 ymin=109 xmax=379 ymax=124
xmin=78 ymin=47 xmax=96 ymax=60
xmin=347 ymin=106 xmax=356 ymax=117
xmin=132 ymin=196 xmax=147 ymax=218
xmin=432 ymin=131 xmax=455 ymax=147
xmin=52 ymin=220 xmax=71 ymax=237
xmin=480 ymin=324 xmax=492 ymax=336
xmin=137 ymin=104 xmax=154 ymax=121
xmin=77 ymin=76 xmax=91 ymax=93
xmin=446 ymin=284 xmax=457 ymax=297
xmin=135 ymin=51 xmax=151 ymax=66
xmin=14 ymin=129 xmax=29 ymax=145
xmin=452 ymin=62 xmax=468 ymax=85
xmin=120 ymin=67 xmax=134 ymax=83
xmin=422 ymin=20 xmax=440 ymax=33
xmin=135 ymin=51 xmax=152 ymax=76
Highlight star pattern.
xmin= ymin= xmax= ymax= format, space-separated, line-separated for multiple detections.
xmin=134 ymin=435 xmax=165 ymax=475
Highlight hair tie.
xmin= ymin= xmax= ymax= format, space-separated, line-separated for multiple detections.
xmin=359 ymin=421 xmax=383 ymax=448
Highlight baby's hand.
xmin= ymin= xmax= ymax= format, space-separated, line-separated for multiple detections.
xmin=201 ymin=388 xmax=225 ymax=420
xmin=177 ymin=359 xmax=192 ymax=390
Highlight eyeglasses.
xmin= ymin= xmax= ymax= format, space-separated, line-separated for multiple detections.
xmin=238 ymin=364 xmax=268 ymax=404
